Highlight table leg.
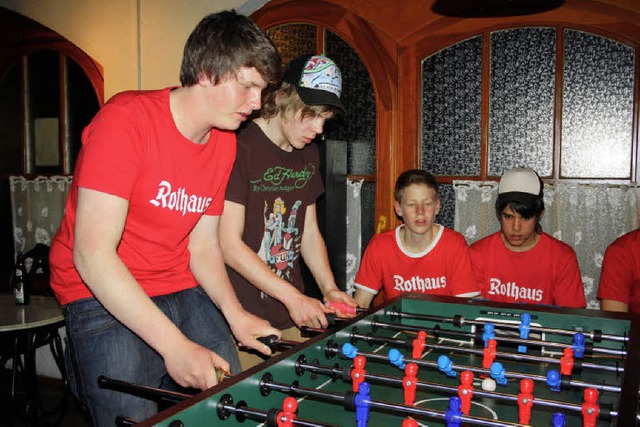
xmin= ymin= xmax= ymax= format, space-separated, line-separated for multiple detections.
xmin=7 ymin=325 xmax=69 ymax=427
xmin=23 ymin=330 xmax=44 ymax=425
xmin=11 ymin=334 xmax=19 ymax=402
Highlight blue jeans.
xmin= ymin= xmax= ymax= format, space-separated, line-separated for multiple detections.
xmin=63 ymin=286 xmax=240 ymax=427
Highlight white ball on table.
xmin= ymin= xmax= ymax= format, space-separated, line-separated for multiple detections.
xmin=481 ymin=377 xmax=497 ymax=392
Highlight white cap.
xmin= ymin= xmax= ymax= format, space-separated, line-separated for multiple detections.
xmin=497 ymin=167 xmax=542 ymax=207
xmin=498 ymin=167 xmax=542 ymax=196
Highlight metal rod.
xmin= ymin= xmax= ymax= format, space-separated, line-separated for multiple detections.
xmin=388 ymin=309 xmax=629 ymax=343
xmin=351 ymin=331 xmax=624 ymax=373
xmin=371 ymin=320 xmax=627 ymax=357
xmin=98 ymin=375 xmax=190 ymax=404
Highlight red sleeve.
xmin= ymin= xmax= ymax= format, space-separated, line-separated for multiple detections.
xmin=446 ymin=231 xmax=480 ymax=296
xmin=552 ymin=244 xmax=586 ymax=308
xmin=354 ymin=235 xmax=384 ymax=294
xmin=597 ymin=241 xmax=633 ymax=304
xmin=76 ymin=101 xmax=145 ymax=200
xmin=469 ymin=238 xmax=489 ymax=297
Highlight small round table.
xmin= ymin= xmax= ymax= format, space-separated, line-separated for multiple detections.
xmin=0 ymin=294 xmax=66 ymax=424
xmin=0 ymin=294 xmax=64 ymax=331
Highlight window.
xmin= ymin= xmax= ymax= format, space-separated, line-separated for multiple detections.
xmin=421 ymin=27 xmax=637 ymax=227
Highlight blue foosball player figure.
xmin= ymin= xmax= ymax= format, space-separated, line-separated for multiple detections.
xmin=438 ymin=355 xmax=458 ymax=378
xmin=489 ymin=362 xmax=508 ymax=385
xmin=342 ymin=342 xmax=358 ymax=359
xmin=483 ymin=323 xmax=495 ymax=348
xmin=355 ymin=381 xmax=371 ymax=427
xmin=445 ymin=396 xmax=463 ymax=427
xmin=551 ymin=411 xmax=566 ymax=426
xmin=388 ymin=348 xmax=406 ymax=370
xmin=572 ymin=332 xmax=585 ymax=359
xmin=547 ymin=369 xmax=561 ymax=392
xmin=518 ymin=313 xmax=531 ymax=353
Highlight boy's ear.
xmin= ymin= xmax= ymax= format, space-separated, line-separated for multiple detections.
xmin=435 ymin=198 xmax=442 ymax=216
xmin=275 ymin=91 xmax=284 ymax=106
xmin=196 ymin=72 xmax=214 ymax=87
xmin=393 ymin=200 xmax=403 ymax=218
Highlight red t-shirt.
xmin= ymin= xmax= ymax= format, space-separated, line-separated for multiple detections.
xmin=354 ymin=225 xmax=480 ymax=299
xmin=469 ymin=232 xmax=586 ymax=307
xmin=50 ymin=88 xmax=236 ymax=305
xmin=597 ymin=229 xmax=640 ymax=314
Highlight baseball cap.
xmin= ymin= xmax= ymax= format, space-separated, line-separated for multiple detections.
xmin=497 ymin=167 xmax=543 ymax=207
xmin=282 ymin=54 xmax=344 ymax=110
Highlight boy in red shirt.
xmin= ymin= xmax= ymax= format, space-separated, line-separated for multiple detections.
xmin=597 ymin=228 xmax=640 ymax=313
xmin=354 ymin=169 xmax=479 ymax=307
xmin=469 ymin=167 xmax=586 ymax=307
xmin=49 ymin=11 xmax=281 ymax=426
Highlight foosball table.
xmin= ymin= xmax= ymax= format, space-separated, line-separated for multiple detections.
xmin=113 ymin=294 xmax=640 ymax=426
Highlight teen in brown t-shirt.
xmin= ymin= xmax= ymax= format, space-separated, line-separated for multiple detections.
xmin=220 ymin=55 xmax=357 ymax=369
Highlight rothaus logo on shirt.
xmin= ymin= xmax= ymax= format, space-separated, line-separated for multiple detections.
xmin=394 ymin=275 xmax=446 ymax=293
xmin=487 ymin=278 xmax=543 ymax=302
xmin=149 ymin=180 xmax=213 ymax=216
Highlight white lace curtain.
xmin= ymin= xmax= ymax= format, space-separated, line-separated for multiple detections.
xmin=9 ymin=175 xmax=73 ymax=259
xmin=453 ymin=181 xmax=639 ymax=309
xmin=345 ymin=179 xmax=364 ymax=296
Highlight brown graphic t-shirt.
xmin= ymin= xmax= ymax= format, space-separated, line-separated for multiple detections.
xmin=225 ymin=121 xmax=324 ymax=329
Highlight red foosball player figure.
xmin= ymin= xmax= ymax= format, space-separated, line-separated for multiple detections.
xmin=412 ymin=330 xmax=427 ymax=359
xmin=582 ymin=387 xmax=599 ymax=427
xmin=402 ymin=417 xmax=419 ymax=427
xmin=351 ymin=355 xmax=367 ymax=392
xmin=403 ymin=363 xmax=419 ymax=406
xmin=277 ymin=396 xmax=298 ymax=427
xmin=482 ymin=339 xmax=497 ymax=369
xmin=560 ymin=347 xmax=574 ymax=376
xmin=458 ymin=370 xmax=474 ymax=415
xmin=517 ymin=378 xmax=534 ymax=425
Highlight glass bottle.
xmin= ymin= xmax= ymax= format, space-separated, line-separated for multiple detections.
xmin=12 ymin=253 xmax=28 ymax=305
xmin=30 ymin=256 xmax=50 ymax=295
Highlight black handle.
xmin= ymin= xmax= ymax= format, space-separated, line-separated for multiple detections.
xmin=98 ymin=375 xmax=190 ymax=404
xmin=257 ymin=334 xmax=280 ymax=350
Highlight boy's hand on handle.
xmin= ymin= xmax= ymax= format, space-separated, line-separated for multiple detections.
xmin=163 ymin=339 xmax=230 ymax=390
xmin=326 ymin=300 xmax=358 ymax=316
xmin=325 ymin=290 xmax=359 ymax=317
xmin=231 ymin=310 xmax=281 ymax=356
xmin=286 ymin=293 xmax=334 ymax=329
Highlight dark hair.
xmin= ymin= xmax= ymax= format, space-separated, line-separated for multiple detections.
xmin=495 ymin=196 xmax=545 ymax=233
xmin=179 ymin=10 xmax=281 ymax=88
xmin=394 ymin=169 xmax=439 ymax=203
xmin=260 ymin=82 xmax=340 ymax=120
